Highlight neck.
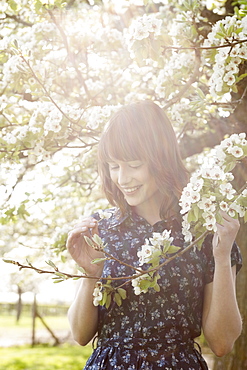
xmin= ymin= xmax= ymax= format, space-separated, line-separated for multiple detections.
xmin=132 ymin=204 xmax=162 ymax=226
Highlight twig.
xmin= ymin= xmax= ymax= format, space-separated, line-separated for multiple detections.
xmin=20 ymin=54 xmax=73 ymax=124
xmin=115 ymin=230 xmax=209 ymax=290
xmin=164 ymin=49 xmax=201 ymax=109
xmin=162 ymin=38 xmax=247 ymax=52
xmin=2 ymin=229 xmax=209 ymax=286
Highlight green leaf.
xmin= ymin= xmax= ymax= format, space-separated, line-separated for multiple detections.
xmin=117 ymin=288 xmax=127 ymax=300
xmin=34 ymin=0 xmax=42 ymax=12
xmin=153 ymin=283 xmax=160 ymax=292
xmin=54 ymin=272 xmax=67 ymax=278
xmin=187 ymin=208 xmax=197 ymax=223
xmin=216 ymin=212 xmax=224 ymax=225
xmin=224 ymin=161 xmax=236 ymax=172
xmin=114 ymin=292 xmax=122 ymax=307
xmin=92 ymin=234 xmax=103 ymax=246
xmin=102 ymin=291 xmax=108 ymax=306
xmin=106 ymin=294 xmax=112 ymax=309
xmin=13 ymin=39 xmax=19 ymax=48
xmin=231 ymin=84 xmax=238 ymax=93
xmin=167 ymin=245 xmax=180 ymax=255
xmin=244 ymin=210 xmax=247 ymax=223
xmin=193 ymin=205 xmax=200 ymax=221
xmin=9 ymin=0 xmax=18 ymax=11
xmin=60 ymin=255 xmax=66 ymax=263
xmin=195 ymin=234 xmax=205 ymax=250
xmin=84 ymin=236 xmax=94 ymax=247
xmin=46 ymin=260 xmax=57 ymax=269
xmin=76 ymin=265 xmax=86 ymax=274
xmin=91 ymin=257 xmax=107 ymax=264
xmin=139 ymin=279 xmax=151 ymax=291
xmin=3 ymin=259 xmax=15 ymax=264
xmin=236 ymin=73 xmax=247 ymax=83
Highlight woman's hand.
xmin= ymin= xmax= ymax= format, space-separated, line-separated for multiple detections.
xmin=212 ymin=211 xmax=240 ymax=263
xmin=66 ymin=217 xmax=105 ymax=277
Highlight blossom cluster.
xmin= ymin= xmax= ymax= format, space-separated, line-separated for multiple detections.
xmin=82 ymin=105 xmax=120 ymax=130
xmin=137 ymin=230 xmax=174 ymax=266
xmin=180 ymin=133 xmax=247 ymax=242
xmin=125 ymin=13 xmax=162 ymax=59
xmin=126 ymin=13 xmax=162 ymax=44
xmin=93 ymin=281 xmax=103 ymax=306
xmin=203 ymin=15 xmax=247 ymax=100
xmin=91 ymin=228 xmax=179 ymax=304
xmin=131 ymin=273 xmax=158 ymax=295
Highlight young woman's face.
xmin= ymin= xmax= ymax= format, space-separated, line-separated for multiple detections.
xmin=108 ymin=159 xmax=162 ymax=217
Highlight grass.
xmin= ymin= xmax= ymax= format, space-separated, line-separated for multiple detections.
xmin=0 ymin=314 xmax=93 ymax=369
xmin=0 ymin=314 xmax=70 ymax=330
xmin=0 ymin=344 xmax=93 ymax=370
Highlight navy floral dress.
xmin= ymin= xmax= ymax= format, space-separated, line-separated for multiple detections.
xmin=83 ymin=207 xmax=242 ymax=370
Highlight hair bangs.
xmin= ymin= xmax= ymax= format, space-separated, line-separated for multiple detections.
xmin=99 ymin=114 xmax=147 ymax=163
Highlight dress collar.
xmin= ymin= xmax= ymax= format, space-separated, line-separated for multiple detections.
xmin=106 ymin=207 xmax=179 ymax=231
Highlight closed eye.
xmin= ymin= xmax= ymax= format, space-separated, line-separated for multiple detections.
xmin=129 ymin=164 xmax=142 ymax=169
xmin=107 ymin=161 xmax=144 ymax=171
xmin=128 ymin=161 xmax=143 ymax=169
xmin=109 ymin=165 xmax=119 ymax=170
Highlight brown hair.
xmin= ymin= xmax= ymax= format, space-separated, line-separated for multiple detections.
xmin=98 ymin=100 xmax=189 ymax=219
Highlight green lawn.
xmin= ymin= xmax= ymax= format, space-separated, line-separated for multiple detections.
xmin=0 ymin=314 xmax=93 ymax=369
xmin=0 ymin=314 xmax=70 ymax=330
xmin=0 ymin=344 xmax=92 ymax=370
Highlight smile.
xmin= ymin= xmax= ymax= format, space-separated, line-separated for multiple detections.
xmin=121 ymin=186 xmax=141 ymax=194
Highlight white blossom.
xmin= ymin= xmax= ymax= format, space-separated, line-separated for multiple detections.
xmin=44 ymin=108 xmax=63 ymax=133
xmin=131 ymin=274 xmax=150 ymax=295
xmin=223 ymin=71 xmax=236 ymax=86
xmin=93 ymin=282 xmax=103 ymax=306
xmin=219 ymin=201 xmax=229 ymax=212
xmin=98 ymin=209 xmax=112 ymax=220
xmin=201 ymin=167 xmax=225 ymax=181
xmin=198 ymin=196 xmax=216 ymax=212
xmin=219 ymin=183 xmax=236 ymax=200
xmin=227 ymin=145 xmax=244 ymax=158
xmin=137 ymin=241 xmax=157 ymax=266
xmin=203 ymin=219 xmax=217 ymax=232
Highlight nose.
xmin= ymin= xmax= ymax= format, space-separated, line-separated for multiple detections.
xmin=118 ymin=166 xmax=131 ymax=186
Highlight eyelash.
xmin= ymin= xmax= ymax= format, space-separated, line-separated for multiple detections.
xmin=109 ymin=164 xmax=142 ymax=170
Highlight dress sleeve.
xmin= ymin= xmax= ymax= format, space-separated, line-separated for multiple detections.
xmin=200 ymin=234 xmax=242 ymax=285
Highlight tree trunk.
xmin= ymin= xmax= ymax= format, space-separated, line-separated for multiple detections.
xmin=213 ymin=163 xmax=247 ymax=370
xmin=32 ymin=293 xmax=37 ymax=346
xmin=16 ymin=285 xmax=22 ymax=323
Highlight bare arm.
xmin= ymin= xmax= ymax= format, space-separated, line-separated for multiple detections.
xmin=67 ymin=278 xmax=100 ymax=346
xmin=66 ymin=218 xmax=104 ymax=346
xmin=202 ymin=212 xmax=242 ymax=357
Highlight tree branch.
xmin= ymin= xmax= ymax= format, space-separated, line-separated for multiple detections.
xmin=164 ymin=49 xmax=201 ymax=109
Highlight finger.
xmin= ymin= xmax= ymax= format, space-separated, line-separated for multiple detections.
xmin=91 ymin=222 xmax=99 ymax=236
xmin=213 ymin=232 xmax=219 ymax=247
xmin=66 ymin=228 xmax=90 ymax=250
xmin=219 ymin=210 xmax=239 ymax=224
xmin=73 ymin=217 xmax=97 ymax=229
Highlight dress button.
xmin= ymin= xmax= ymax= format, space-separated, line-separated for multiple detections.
xmin=139 ymin=313 xmax=143 ymax=318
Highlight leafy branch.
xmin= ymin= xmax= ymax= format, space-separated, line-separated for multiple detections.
xmin=2 ymin=228 xmax=208 ymax=288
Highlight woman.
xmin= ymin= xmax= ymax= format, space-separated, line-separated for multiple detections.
xmin=66 ymin=101 xmax=242 ymax=369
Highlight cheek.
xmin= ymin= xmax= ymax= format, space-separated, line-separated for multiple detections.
xmin=109 ymin=171 xmax=117 ymax=184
